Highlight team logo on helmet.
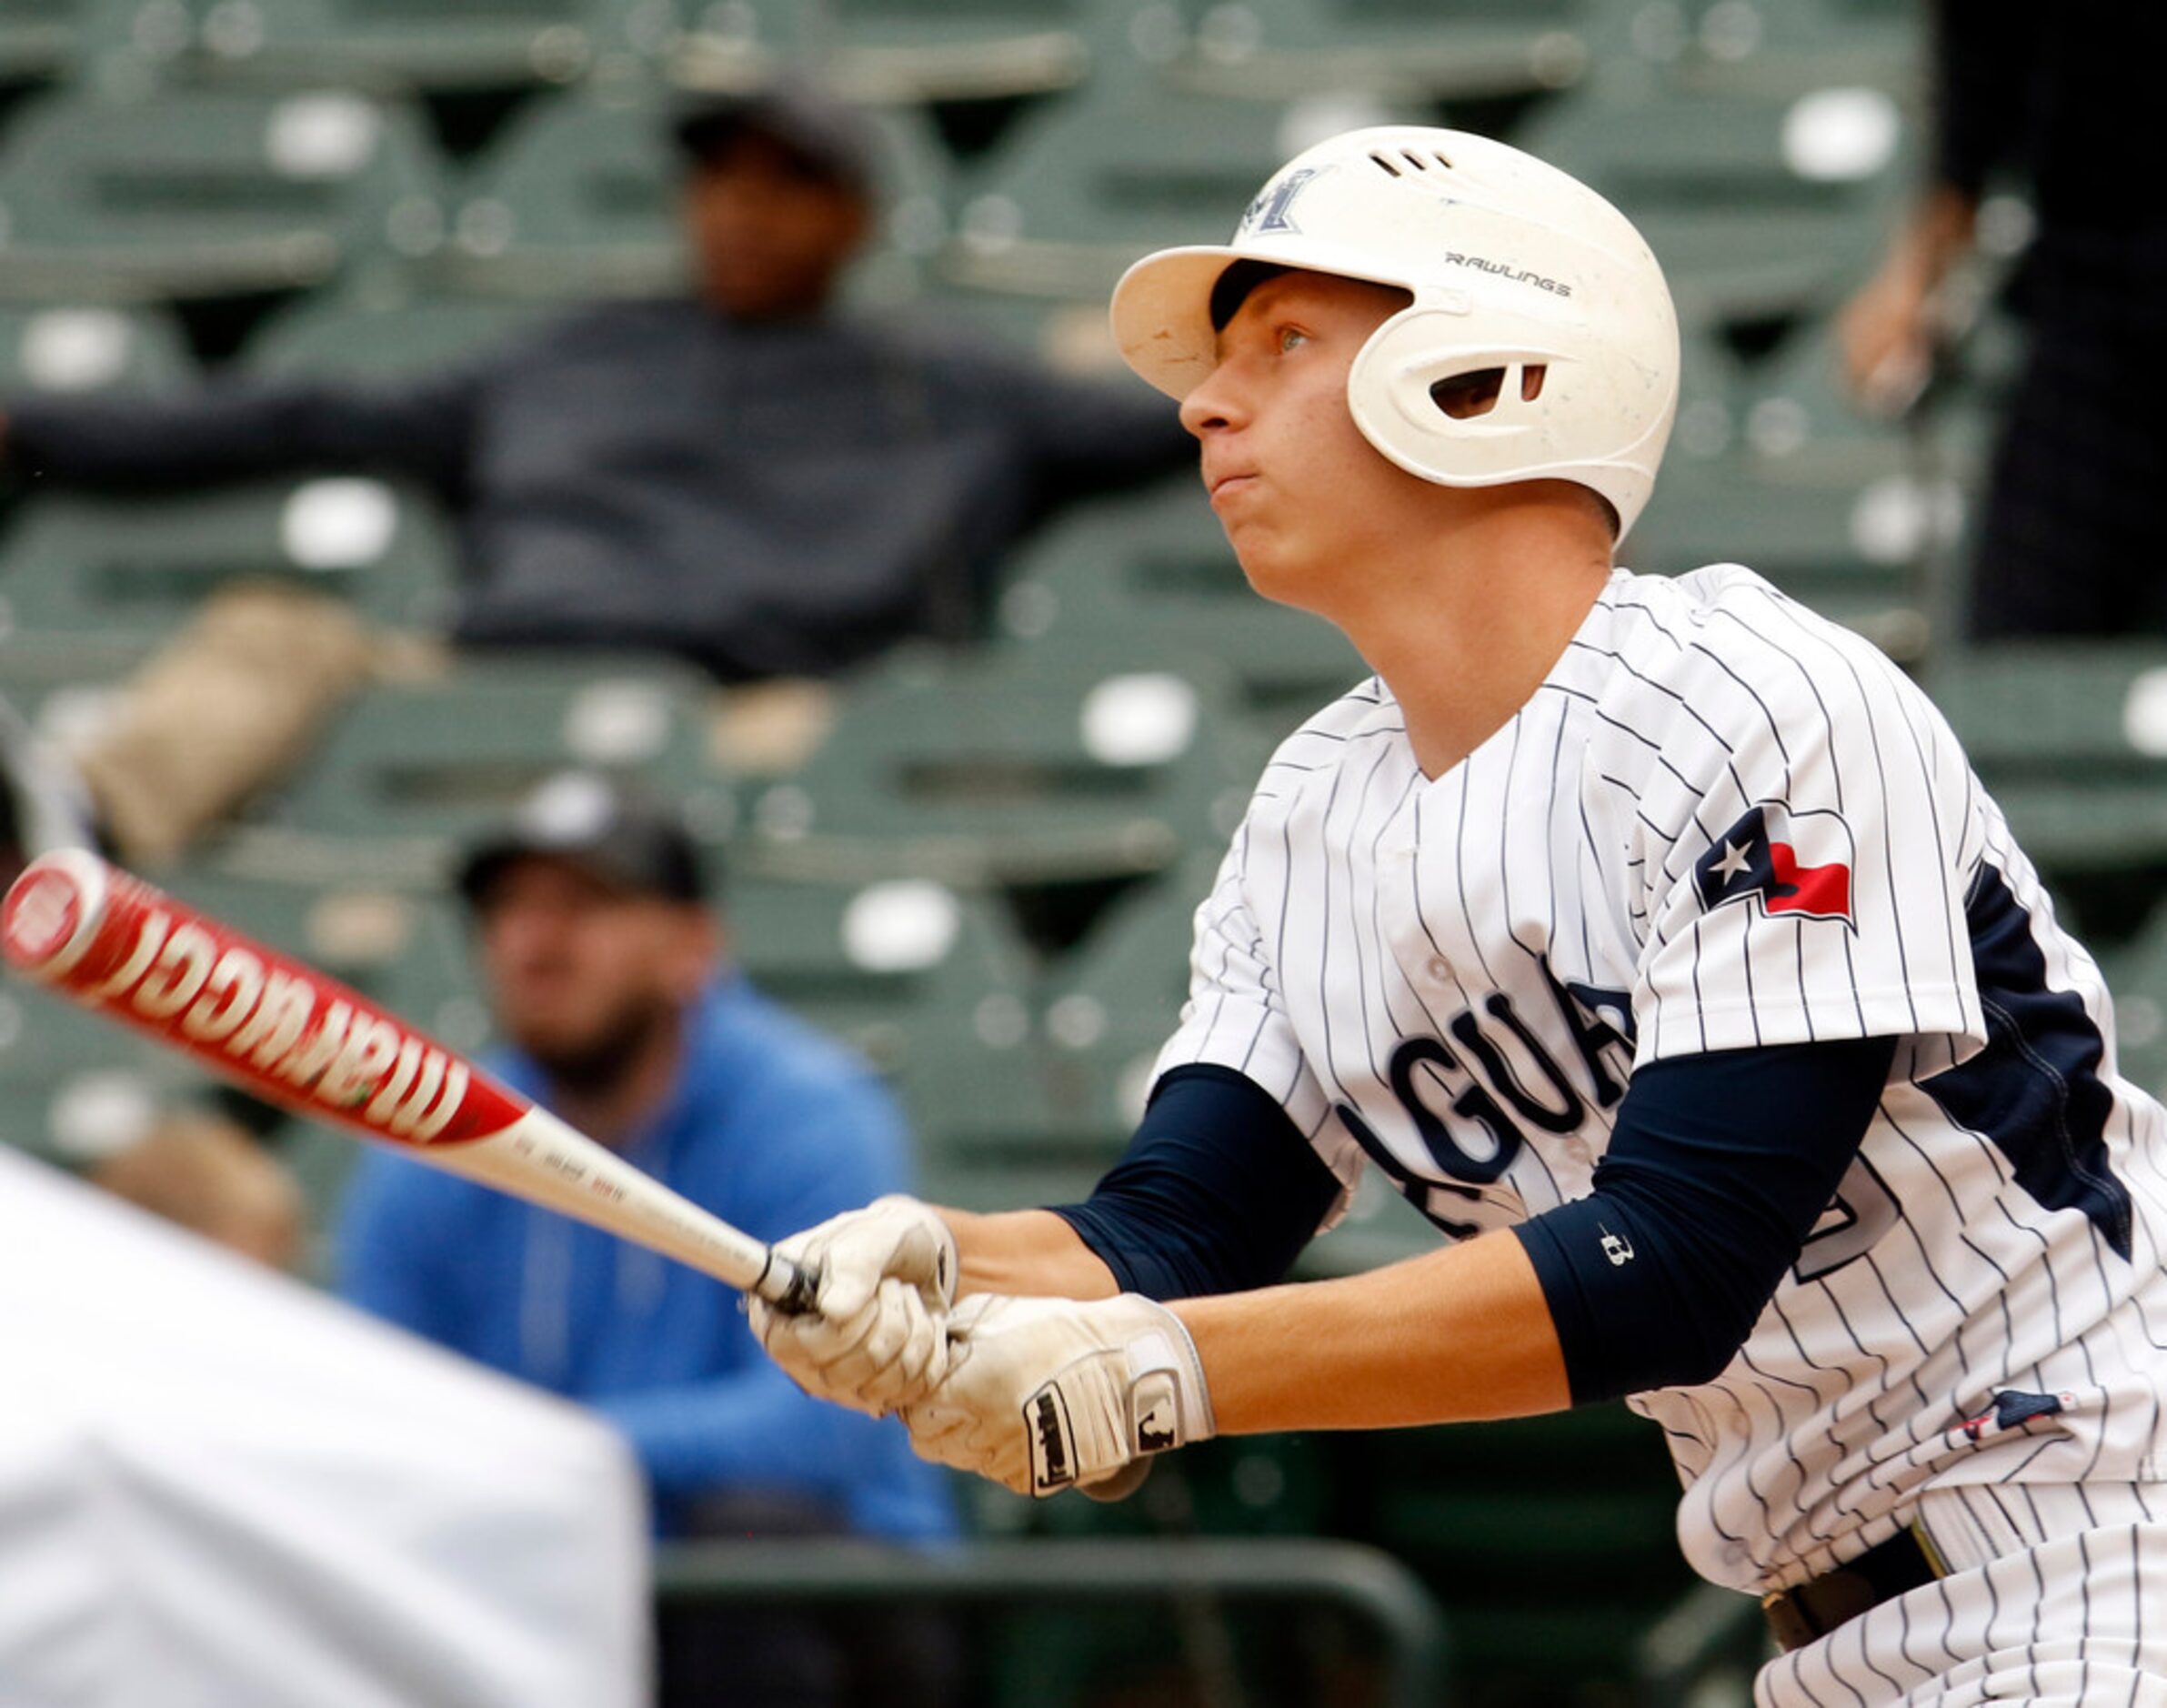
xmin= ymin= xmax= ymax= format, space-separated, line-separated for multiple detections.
xmin=1240 ymin=166 xmax=1324 ymax=236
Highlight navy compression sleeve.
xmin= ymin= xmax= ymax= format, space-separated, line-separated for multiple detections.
xmin=1514 ymin=1034 xmax=1898 ymax=1404
xmin=1050 ymin=1064 xmax=1342 ymax=1300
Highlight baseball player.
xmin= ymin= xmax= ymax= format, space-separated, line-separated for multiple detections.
xmin=754 ymin=126 xmax=2167 ymax=1704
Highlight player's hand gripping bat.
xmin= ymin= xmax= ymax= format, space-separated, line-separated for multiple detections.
xmin=0 ymin=849 xmax=818 ymax=1312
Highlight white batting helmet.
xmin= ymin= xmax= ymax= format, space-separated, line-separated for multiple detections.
xmin=1110 ymin=126 xmax=1680 ymax=539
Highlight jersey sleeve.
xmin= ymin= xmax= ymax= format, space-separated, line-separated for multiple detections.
xmin=1149 ymin=827 xmax=1365 ymax=1222
xmin=1630 ymin=623 xmax=1988 ymax=1070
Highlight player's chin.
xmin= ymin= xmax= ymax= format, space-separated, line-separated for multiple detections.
xmin=1231 ymin=542 xmax=1328 ymax=616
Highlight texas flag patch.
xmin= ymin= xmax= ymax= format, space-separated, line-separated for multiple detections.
xmin=1693 ymin=802 xmax=1856 ymax=928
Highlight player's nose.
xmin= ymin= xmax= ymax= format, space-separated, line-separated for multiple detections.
xmin=1179 ymin=366 xmax=1245 ymax=439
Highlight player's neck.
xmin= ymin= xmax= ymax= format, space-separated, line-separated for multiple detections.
xmin=1336 ymin=494 xmax=1614 ymax=779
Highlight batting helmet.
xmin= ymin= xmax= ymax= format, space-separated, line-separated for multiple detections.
xmin=1109 ymin=126 xmax=1680 ymax=539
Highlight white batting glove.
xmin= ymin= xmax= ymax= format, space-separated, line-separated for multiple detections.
xmin=902 ymin=1292 xmax=1214 ymax=1498
xmin=748 ymin=1194 xmax=958 ymax=1416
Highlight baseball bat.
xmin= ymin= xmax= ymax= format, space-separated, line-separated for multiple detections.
xmin=0 ymin=849 xmax=818 ymax=1312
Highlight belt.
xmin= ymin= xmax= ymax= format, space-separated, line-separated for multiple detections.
xmin=1761 ymin=1522 xmax=1951 ymax=1653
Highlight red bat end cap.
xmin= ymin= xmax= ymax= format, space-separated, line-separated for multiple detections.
xmin=3 ymin=849 xmax=110 ymax=983
xmin=2 ymin=849 xmax=525 ymax=1150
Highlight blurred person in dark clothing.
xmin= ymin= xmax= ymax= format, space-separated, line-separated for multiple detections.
xmin=0 ymin=80 xmax=1193 ymax=863
xmin=0 ymin=79 xmax=1192 ymax=680
xmin=1841 ymin=0 xmax=2167 ymax=639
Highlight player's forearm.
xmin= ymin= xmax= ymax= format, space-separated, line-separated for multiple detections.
xmin=945 ymin=1207 xmax=1120 ymax=1301
xmin=1171 ymin=1229 xmax=1570 ymax=1432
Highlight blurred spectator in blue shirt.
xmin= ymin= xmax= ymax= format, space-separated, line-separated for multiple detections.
xmin=336 ymin=773 xmax=957 ymax=1704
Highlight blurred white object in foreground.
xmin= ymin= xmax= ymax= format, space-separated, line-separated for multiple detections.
xmin=0 ymin=1145 xmax=647 ymax=1708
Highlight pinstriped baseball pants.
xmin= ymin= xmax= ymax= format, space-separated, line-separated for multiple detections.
xmin=1759 ymin=1484 xmax=2167 ymax=1706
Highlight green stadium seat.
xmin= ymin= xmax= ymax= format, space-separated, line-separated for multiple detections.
xmin=2093 ymin=905 xmax=2167 ymax=1108
xmin=1029 ymin=853 xmax=1211 ymax=1136
xmin=1652 ymin=0 xmax=1920 ymax=99
xmin=0 ymin=477 xmax=460 ymax=682
xmin=0 ymin=0 xmax=181 ymax=89
xmin=1342 ymin=1405 xmax=1701 ymax=1695
xmin=243 ymin=286 xmax=558 ymax=377
xmin=1727 ymin=319 xmax=1950 ymax=494
xmin=721 ymin=869 xmax=1035 ymax=1080
xmin=998 ymin=486 xmax=1370 ymax=733
xmin=437 ymin=86 xmax=949 ymax=303
xmin=941 ymin=81 xmax=1383 ymax=302
xmin=1927 ymin=646 xmax=2167 ymax=944
xmin=667 ymin=0 xmax=1094 ymax=105
xmin=0 ymin=975 xmax=186 ymax=1154
xmin=0 ymin=0 xmax=76 ymax=86
xmin=433 ymin=91 xmax=682 ymax=299
xmin=1628 ymin=455 xmax=1942 ymax=656
xmin=1 ymin=0 xmax=204 ymax=92
xmin=898 ymin=1013 xmax=1129 ymax=1211
xmin=0 ymin=85 xmax=448 ymax=303
xmin=1520 ymin=80 xmax=1910 ymax=344
xmin=186 ymin=0 xmax=639 ymax=94
xmin=215 ymin=656 xmax=731 ymax=886
xmin=988 ymin=1435 xmax=1347 ymax=1707
xmin=737 ymin=638 xmax=1250 ymax=900
xmin=0 ymin=302 xmax=196 ymax=397
xmin=1163 ymin=0 xmax=1592 ymax=105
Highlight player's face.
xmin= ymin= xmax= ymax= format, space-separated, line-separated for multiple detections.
xmin=683 ymin=133 xmax=870 ymax=320
xmin=1179 ymin=270 xmax=1419 ymax=612
xmin=472 ymin=858 xmax=715 ymax=1084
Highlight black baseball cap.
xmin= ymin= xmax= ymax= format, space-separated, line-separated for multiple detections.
xmin=456 ymin=773 xmax=707 ymax=908
xmin=669 ymin=78 xmax=883 ymax=201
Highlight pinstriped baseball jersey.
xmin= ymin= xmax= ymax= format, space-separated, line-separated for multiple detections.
xmin=1155 ymin=563 xmax=2167 ymax=1595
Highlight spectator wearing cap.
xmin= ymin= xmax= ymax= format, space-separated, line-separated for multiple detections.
xmin=0 ymin=78 xmax=1195 ymax=864
xmin=334 ymin=776 xmax=958 ymax=1702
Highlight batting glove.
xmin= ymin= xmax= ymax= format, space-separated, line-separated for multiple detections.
xmin=903 ymin=1292 xmax=1214 ymax=1498
xmin=749 ymin=1194 xmax=958 ymax=1416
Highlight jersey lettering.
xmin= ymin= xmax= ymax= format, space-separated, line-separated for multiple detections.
xmin=1792 ymin=1152 xmax=1901 ymax=1282
xmin=1450 ymin=1000 xmax=1583 ymax=1132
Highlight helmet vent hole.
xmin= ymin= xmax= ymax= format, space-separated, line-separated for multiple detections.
xmin=1430 ymin=367 xmax=1507 ymax=420
xmin=1399 ymin=149 xmax=1431 ymax=173
xmin=1368 ymin=152 xmax=1403 ymax=178
xmin=1431 ymin=149 xmax=1454 ymax=170
xmin=1428 ymin=364 xmax=1546 ymax=421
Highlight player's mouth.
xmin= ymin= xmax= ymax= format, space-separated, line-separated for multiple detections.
xmin=1206 ymin=469 xmax=1258 ymax=507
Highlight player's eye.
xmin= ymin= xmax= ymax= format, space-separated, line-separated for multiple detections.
xmin=1276 ymin=326 xmax=1309 ymax=354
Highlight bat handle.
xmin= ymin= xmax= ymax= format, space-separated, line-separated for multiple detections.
xmin=756 ymin=1248 xmax=821 ymax=1315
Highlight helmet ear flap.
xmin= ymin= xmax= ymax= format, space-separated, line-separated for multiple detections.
xmin=1343 ymin=292 xmax=1663 ymax=537
xmin=1347 ymin=303 xmax=1552 ymax=479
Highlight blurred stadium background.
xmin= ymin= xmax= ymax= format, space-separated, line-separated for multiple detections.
xmin=0 ymin=1 xmax=2151 ymax=1703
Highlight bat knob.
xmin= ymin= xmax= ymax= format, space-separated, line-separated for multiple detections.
xmin=3 ymin=849 xmax=111 ymax=982
xmin=764 ymin=1253 xmax=822 ymax=1316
